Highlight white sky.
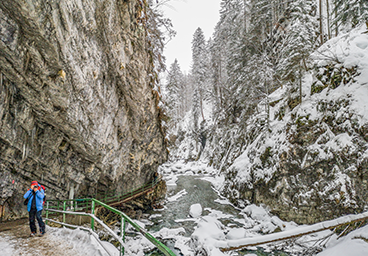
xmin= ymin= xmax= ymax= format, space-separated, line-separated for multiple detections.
xmin=161 ymin=0 xmax=222 ymax=73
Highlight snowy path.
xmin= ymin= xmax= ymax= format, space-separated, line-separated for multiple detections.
xmin=0 ymin=221 xmax=108 ymax=256
xmin=0 ymin=224 xmax=81 ymax=256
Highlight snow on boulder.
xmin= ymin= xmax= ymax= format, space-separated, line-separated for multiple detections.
xmin=243 ymin=204 xmax=269 ymax=221
xmin=226 ymin=228 xmax=247 ymax=240
xmin=191 ymin=216 xmax=226 ymax=256
xmin=167 ymin=189 xmax=187 ymax=202
xmin=190 ymin=203 xmax=203 ymax=218
xmin=242 ymin=204 xmax=279 ymax=233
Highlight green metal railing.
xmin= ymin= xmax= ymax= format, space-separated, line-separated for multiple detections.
xmin=95 ymin=177 xmax=162 ymax=205
xmin=46 ymin=177 xmax=162 ymax=218
xmin=45 ymin=199 xmax=125 ymax=256
xmin=45 ymin=198 xmax=175 ymax=256
xmin=45 ymin=177 xmax=175 ymax=256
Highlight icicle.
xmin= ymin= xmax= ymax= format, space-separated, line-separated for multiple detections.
xmin=0 ymin=72 xmax=3 ymax=92
xmin=69 ymin=183 xmax=74 ymax=200
xmin=25 ymin=144 xmax=27 ymax=159
xmin=31 ymin=126 xmax=36 ymax=147
xmin=10 ymin=83 xmax=14 ymax=105
xmin=104 ymin=80 xmax=106 ymax=99
xmin=22 ymin=143 xmax=26 ymax=160
xmin=69 ymin=183 xmax=75 ymax=210
xmin=12 ymin=116 xmax=17 ymax=132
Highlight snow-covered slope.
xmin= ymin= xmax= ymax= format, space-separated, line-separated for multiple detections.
xmin=166 ymin=99 xmax=214 ymax=161
xmin=222 ymin=24 xmax=368 ymax=224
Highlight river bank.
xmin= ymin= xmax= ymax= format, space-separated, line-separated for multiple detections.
xmin=121 ymin=161 xmax=368 ymax=256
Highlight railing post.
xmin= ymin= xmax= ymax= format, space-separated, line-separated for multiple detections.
xmin=91 ymin=200 xmax=95 ymax=231
xmin=63 ymin=201 xmax=66 ymax=224
xmin=123 ymin=217 xmax=126 ymax=243
xmin=45 ymin=201 xmax=49 ymax=225
xmin=57 ymin=201 xmax=60 ymax=218
xmin=120 ymin=216 xmax=126 ymax=256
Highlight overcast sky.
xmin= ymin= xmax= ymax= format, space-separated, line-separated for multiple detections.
xmin=161 ymin=0 xmax=222 ymax=73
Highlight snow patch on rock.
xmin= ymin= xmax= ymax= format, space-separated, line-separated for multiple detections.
xmin=190 ymin=203 xmax=203 ymax=218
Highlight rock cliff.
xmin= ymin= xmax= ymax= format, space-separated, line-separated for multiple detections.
xmin=0 ymin=0 xmax=167 ymax=220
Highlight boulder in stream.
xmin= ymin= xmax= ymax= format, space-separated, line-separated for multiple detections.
xmin=190 ymin=203 xmax=203 ymax=218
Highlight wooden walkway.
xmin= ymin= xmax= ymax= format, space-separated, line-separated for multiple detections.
xmin=95 ymin=177 xmax=162 ymax=208
xmin=107 ymin=186 xmax=156 ymax=207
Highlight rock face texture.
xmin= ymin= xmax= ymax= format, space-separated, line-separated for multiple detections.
xmin=0 ymin=0 xmax=167 ymax=219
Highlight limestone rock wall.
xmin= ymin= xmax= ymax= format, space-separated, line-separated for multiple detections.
xmin=0 ymin=0 xmax=167 ymax=219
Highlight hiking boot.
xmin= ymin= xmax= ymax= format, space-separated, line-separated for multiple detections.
xmin=38 ymin=232 xmax=45 ymax=237
xmin=30 ymin=232 xmax=36 ymax=237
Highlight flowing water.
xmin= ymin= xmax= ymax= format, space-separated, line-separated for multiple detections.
xmin=143 ymin=174 xmax=290 ymax=256
xmin=147 ymin=175 xmax=242 ymax=236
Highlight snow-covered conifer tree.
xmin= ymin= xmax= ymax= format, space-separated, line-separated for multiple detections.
xmin=210 ymin=0 xmax=245 ymax=120
xmin=278 ymin=0 xmax=318 ymax=83
xmin=333 ymin=0 xmax=368 ymax=30
xmin=191 ymin=27 xmax=208 ymax=125
xmin=165 ymin=59 xmax=185 ymax=122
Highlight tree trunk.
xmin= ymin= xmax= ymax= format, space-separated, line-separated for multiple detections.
xmin=335 ymin=8 xmax=338 ymax=36
xmin=219 ymin=60 xmax=223 ymax=108
xmin=220 ymin=211 xmax=368 ymax=252
xmin=302 ymin=57 xmax=308 ymax=71
xmin=299 ymin=65 xmax=302 ymax=104
xmin=265 ymin=81 xmax=270 ymax=132
xmin=319 ymin=0 xmax=324 ymax=45
xmin=326 ymin=0 xmax=331 ymax=39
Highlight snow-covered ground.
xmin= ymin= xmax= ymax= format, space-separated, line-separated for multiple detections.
xmin=317 ymin=224 xmax=368 ymax=256
xmin=124 ymin=161 xmax=368 ymax=255
xmin=0 ymin=224 xmax=116 ymax=256
xmin=0 ymin=237 xmax=14 ymax=255
xmin=2 ymin=161 xmax=367 ymax=256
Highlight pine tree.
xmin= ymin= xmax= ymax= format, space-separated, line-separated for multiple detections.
xmin=191 ymin=27 xmax=208 ymax=125
xmin=214 ymin=0 xmax=248 ymax=118
xmin=210 ymin=0 xmax=246 ymax=120
xmin=225 ymin=0 xmax=282 ymax=127
xmin=278 ymin=0 xmax=318 ymax=83
xmin=333 ymin=0 xmax=368 ymax=30
xmin=165 ymin=59 xmax=185 ymax=121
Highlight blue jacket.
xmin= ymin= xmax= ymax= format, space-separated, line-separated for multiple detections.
xmin=24 ymin=188 xmax=45 ymax=212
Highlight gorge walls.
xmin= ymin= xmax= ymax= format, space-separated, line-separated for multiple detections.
xmin=0 ymin=0 xmax=167 ymax=219
xmin=221 ymin=25 xmax=368 ymax=224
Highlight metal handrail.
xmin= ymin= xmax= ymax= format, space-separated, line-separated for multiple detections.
xmin=45 ymin=197 xmax=175 ymax=256
xmin=95 ymin=176 xmax=162 ymax=203
xmin=47 ymin=177 xmax=162 ymax=207
xmin=91 ymin=198 xmax=175 ymax=255
xmin=45 ymin=217 xmax=116 ymax=256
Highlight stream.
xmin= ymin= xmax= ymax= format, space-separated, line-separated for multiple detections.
xmin=122 ymin=162 xmax=329 ymax=256
xmin=136 ymin=170 xmax=291 ymax=256
xmin=147 ymin=175 xmax=243 ymax=236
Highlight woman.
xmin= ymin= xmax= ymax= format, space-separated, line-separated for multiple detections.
xmin=23 ymin=181 xmax=46 ymax=236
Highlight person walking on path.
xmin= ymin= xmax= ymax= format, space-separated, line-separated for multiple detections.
xmin=23 ymin=181 xmax=46 ymax=237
